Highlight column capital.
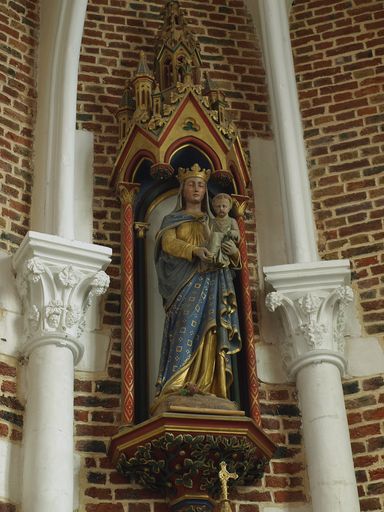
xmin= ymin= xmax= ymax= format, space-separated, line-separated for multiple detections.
xmin=264 ymin=260 xmax=353 ymax=379
xmin=13 ymin=231 xmax=112 ymax=364
xmin=231 ymin=194 xmax=249 ymax=218
xmin=117 ymin=182 xmax=140 ymax=206
xmin=134 ymin=221 xmax=150 ymax=239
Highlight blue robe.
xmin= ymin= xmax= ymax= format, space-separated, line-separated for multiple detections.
xmin=154 ymin=210 xmax=241 ymax=397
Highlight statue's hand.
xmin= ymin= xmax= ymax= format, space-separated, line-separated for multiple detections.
xmin=193 ymin=247 xmax=213 ymax=262
xmin=222 ymin=240 xmax=238 ymax=256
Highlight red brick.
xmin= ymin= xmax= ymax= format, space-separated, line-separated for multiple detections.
xmin=367 ymin=436 xmax=384 ymax=452
xmin=74 ymin=379 xmax=93 ymax=392
xmin=0 ymin=423 xmax=9 ymax=437
xmin=268 ymin=390 xmax=290 ymax=401
xmin=85 ymin=487 xmax=112 ymax=500
xmin=91 ymin=411 xmax=115 ymax=423
xmin=10 ymin=429 xmax=22 ymax=442
xmin=347 ymin=412 xmax=362 ymax=424
xmin=369 ymin=468 xmax=384 ymax=481
xmin=329 ymin=98 xmax=368 ymax=114
xmin=339 ymin=220 xmax=382 ymax=237
xmin=355 ymin=256 xmax=379 ymax=268
xmin=264 ymin=475 xmax=289 ymax=487
xmin=362 ymin=377 xmax=384 ymax=391
xmin=237 ymin=490 xmax=271 ymax=501
xmin=76 ymin=425 xmax=117 ymax=437
xmin=128 ymin=504 xmax=151 ymax=512
xmin=1 ymin=381 xmax=17 ymax=393
xmin=330 ymin=159 xmax=370 ymax=174
xmin=0 ymin=362 xmax=16 ymax=377
xmin=86 ymin=505 xmax=124 ymax=512
xmin=350 ymin=423 xmax=381 ymax=439
xmin=261 ymin=418 xmax=280 ymax=430
xmin=360 ymin=497 xmax=382 ymax=511
xmin=0 ymin=500 xmax=16 ymax=512
xmin=74 ymin=410 xmax=89 ymax=422
xmin=346 ymin=179 xmax=376 ymax=191
xmin=274 ymin=490 xmax=307 ymax=503
xmin=153 ymin=503 xmax=168 ymax=512
xmin=272 ymin=462 xmax=303 ymax=475
xmin=109 ymin=471 xmax=127 ymax=484
xmin=238 ymin=506 xmax=260 ymax=512
xmin=354 ymin=455 xmax=379 ymax=468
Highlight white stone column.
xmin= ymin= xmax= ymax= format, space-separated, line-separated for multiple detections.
xmin=13 ymin=231 xmax=111 ymax=512
xmin=255 ymin=0 xmax=318 ymax=264
xmin=250 ymin=1 xmax=360 ymax=510
xmin=265 ymin=261 xmax=360 ymax=512
xmin=31 ymin=0 xmax=88 ymax=239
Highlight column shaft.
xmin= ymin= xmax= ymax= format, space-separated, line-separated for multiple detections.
xmin=14 ymin=231 xmax=111 ymax=511
xmin=233 ymin=196 xmax=261 ymax=425
xmin=22 ymin=345 xmax=74 ymax=512
xmin=297 ymin=363 xmax=360 ymax=511
xmin=258 ymin=1 xmax=359 ymax=507
xmin=264 ymin=262 xmax=360 ymax=512
xmin=119 ymin=184 xmax=140 ymax=425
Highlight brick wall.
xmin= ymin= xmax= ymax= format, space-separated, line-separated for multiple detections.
xmin=344 ymin=376 xmax=384 ymax=511
xmin=74 ymin=377 xmax=307 ymax=512
xmin=0 ymin=0 xmax=38 ymax=253
xmin=290 ymin=0 xmax=384 ymax=337
xmin=75 ymin=0 xmax=384 ymax=511
xmin=74 ymin=374 xmax=384 ymax=511
xmin=290 ymin=0 xmax=384 ymax=510
xmin=0 ymin=0 xmax=381 ymax=510
xmin=0 ymin=356 xmax=23 ymax=442
xmin=0 ymin=1 xmax=37 ymax=508
xmin=0 ymin=355 xmax=23 ymax=512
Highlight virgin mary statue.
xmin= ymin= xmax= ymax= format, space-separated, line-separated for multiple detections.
xmin=153 ymin=163 xmax=242 ymax=409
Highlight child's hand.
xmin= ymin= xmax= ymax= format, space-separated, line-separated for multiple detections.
xmin=222 ymin=240 xmax=237 ymax=256
xmin=230 ymin=230 xmax=240 ymax=243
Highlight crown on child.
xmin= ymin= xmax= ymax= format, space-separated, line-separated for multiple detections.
xmin=177 ymin=163 xmax=211 ymax=183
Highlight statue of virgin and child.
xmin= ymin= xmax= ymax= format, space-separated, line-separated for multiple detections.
xmin=152 ymin=163 xmax=242 ymax=412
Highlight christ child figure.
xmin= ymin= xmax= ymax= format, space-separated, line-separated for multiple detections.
xmin=208 ymin=193 xmax=240 ymax=268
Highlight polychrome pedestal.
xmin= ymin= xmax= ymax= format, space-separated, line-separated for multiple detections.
xmin=109 ymin=412 xmax=275 ymax=512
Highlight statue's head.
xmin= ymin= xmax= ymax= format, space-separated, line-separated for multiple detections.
xmin=177 ymin=163 xmax=211 ymax=211
xmin=212 ymin=193 xmax=233 ymax=218
xmin=182 ymin=176 xmax=207 ymax=207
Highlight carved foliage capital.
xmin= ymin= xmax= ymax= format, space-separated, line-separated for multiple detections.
xmin=117 ymin=182 xmax=140 ymax=206
xmin=231 ymin=195 xmax=249 ymax=219
xmin=16 ymin=256 xmax=110 ymax=357
xmin=265 ymin=285 xmax=353 ymax=376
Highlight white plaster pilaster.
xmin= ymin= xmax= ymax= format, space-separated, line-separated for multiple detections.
xmin=31 ymin=0 xmax=88 ymax=239
xmin=13 ymin=231 xmax=111 ymax=512
xmin=255 ymin=0 xmax=318 ymax=263
xmin=249 ymin=2 xmax=360 ymax=510
xmin=264 ymin=260 xmax=360 ymax=512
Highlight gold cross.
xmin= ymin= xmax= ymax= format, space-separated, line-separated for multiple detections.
xmin=219 ymin=461 xmax=238 ymax=501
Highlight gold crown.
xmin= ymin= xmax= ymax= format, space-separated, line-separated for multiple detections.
xmin=177 ymin=163 xmax=211 ymax=183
